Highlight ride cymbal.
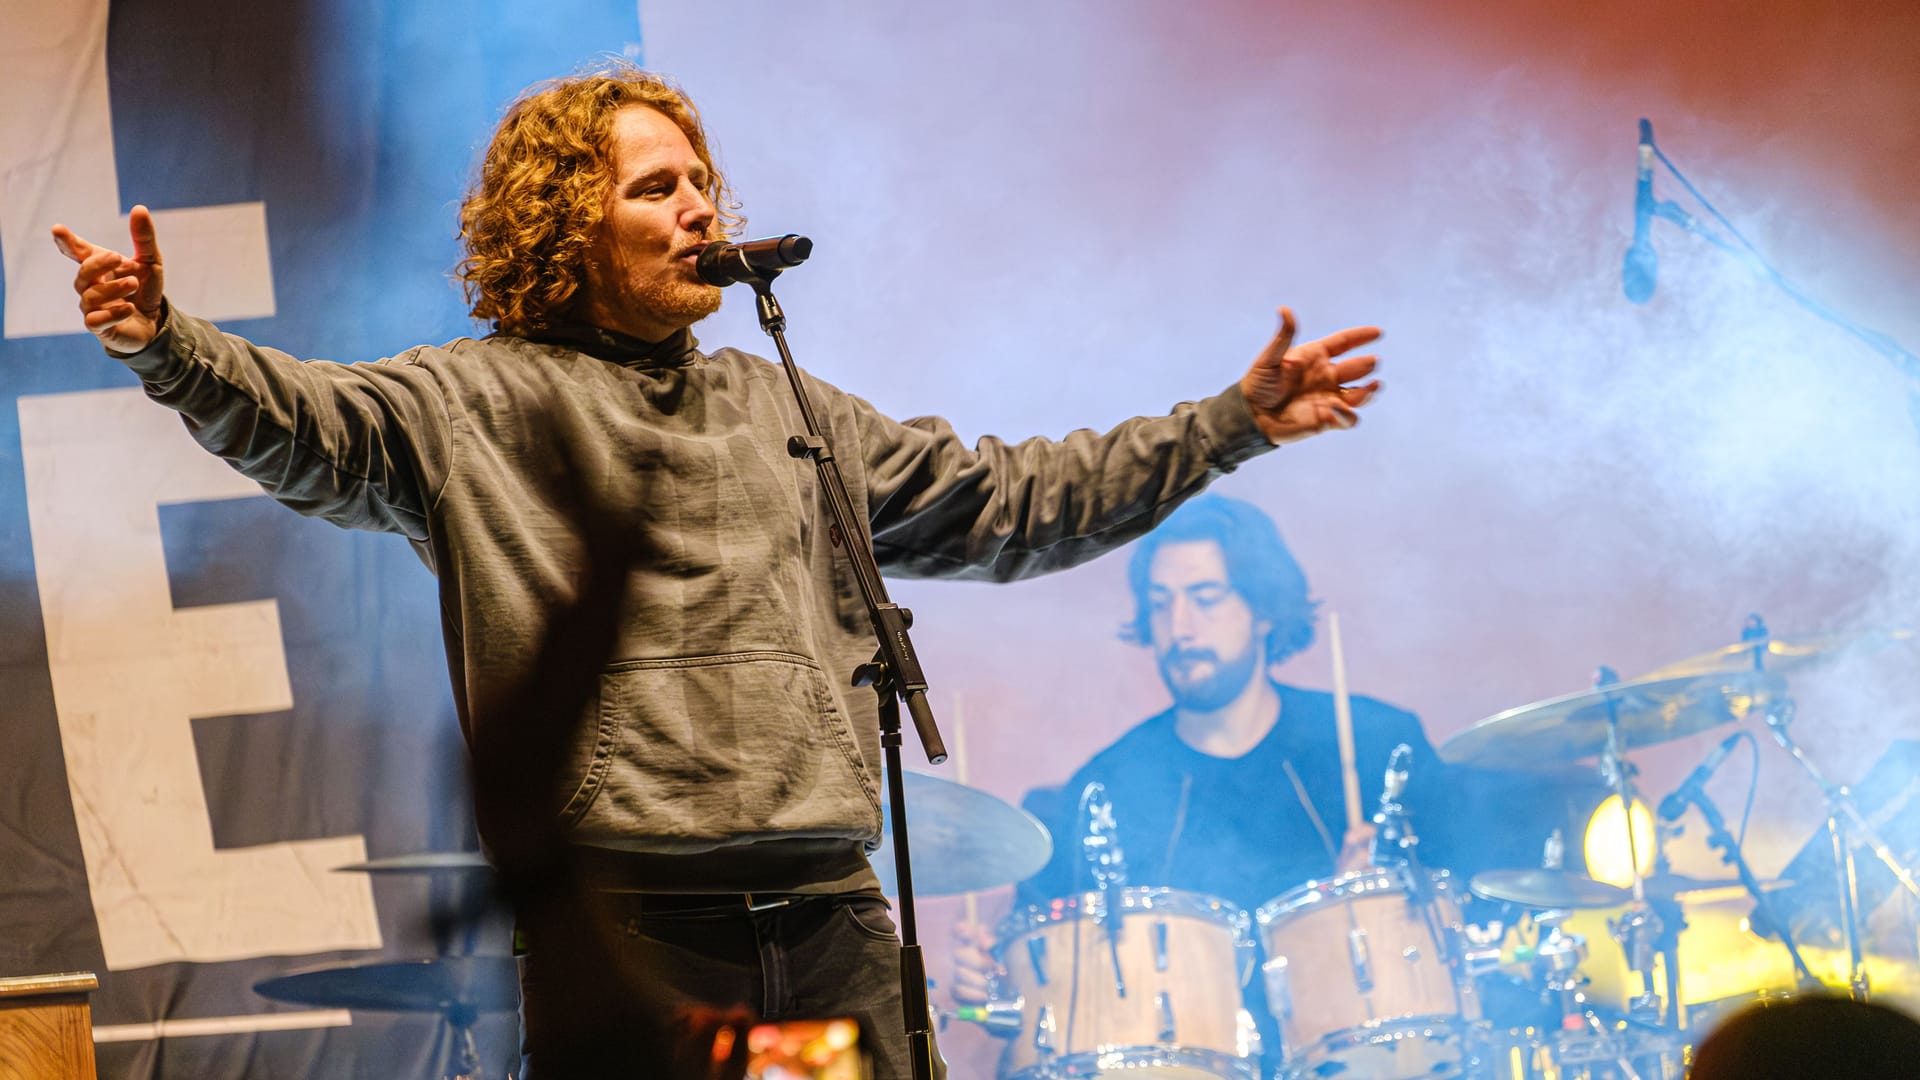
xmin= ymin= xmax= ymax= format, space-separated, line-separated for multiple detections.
xmin=1439 ymin=671 xmax=1786 ymax=769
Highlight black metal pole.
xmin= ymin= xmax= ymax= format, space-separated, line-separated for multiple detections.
xmin=748 ymin=277 xmax=944 ymax=1080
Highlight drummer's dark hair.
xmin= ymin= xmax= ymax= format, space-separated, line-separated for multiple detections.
xmin=1122 ymin=494 xmax=1318 ymax=664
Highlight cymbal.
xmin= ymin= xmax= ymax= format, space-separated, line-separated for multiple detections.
xmin=1642 ymin=628 xmax=1916 ymax=681
xmin=1643 ymin=873 xmax=1793 ymax=903
xmin=254 ymin=957 xmax=519 ymax=1014
xmin=869 ymin=770 xmax=1051 ymax=897
xmin=332 ymin=852 xmax=492 ymax=875
xmin=1470 ymin=868 xmax=1632 ymax=909
xmin=1439 ymin=671 xmax=1786 ymax=769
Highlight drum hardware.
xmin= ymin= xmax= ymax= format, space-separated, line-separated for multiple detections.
xmin=940 ymin=996 xmax=1025 ymax=1038
xmin=308 ymin=854 xmax=511 ymax=1079
xmin=1034 ymin=1003 xmax=1056 ymax=1052
xmin=1028 ymin=936 xmax=1051 ymax=985
xmin=1534 ymin=908 xmax=1644 ymax=1078
xmin=254 ymin=957 xmax=518 ymax=1080
xmin=1081 ymin=782 xmax=1132 ymax=1000
xmin=1657 ymin=615 xmax=1920 ymax=1002
xmin=1263 ymin=956 xmax=1292 ymax=1021
xmin=1757 ymin=686 xmax=1920 ymax=1000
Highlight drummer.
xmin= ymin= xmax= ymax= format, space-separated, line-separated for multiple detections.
xmin=950 ymin=494 xmax=1448 ymax=1032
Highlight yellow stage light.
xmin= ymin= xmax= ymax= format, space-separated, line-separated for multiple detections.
xmin=1583 ymin=794 xmax=1656 ymax=888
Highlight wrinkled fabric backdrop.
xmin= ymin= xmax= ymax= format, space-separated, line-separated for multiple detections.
xmin=3 ymin=2 xmax=1918 ymax=1077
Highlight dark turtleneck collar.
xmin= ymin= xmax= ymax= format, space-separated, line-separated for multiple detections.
xmin=517 ymin=321 xmax=701 ymax=369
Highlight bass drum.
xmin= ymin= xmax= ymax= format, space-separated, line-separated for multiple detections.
xmin=995 ymin=886 xmax=1260 ymax=1080
xmin=1256 ymin=868 xmax=1479 ymax=1079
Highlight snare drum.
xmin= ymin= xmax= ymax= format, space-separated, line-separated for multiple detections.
xmin=995 ymin=886 xmax=1259 ymax=1080
xmin=1256 ymin=868 xmax=1478 ymax=1079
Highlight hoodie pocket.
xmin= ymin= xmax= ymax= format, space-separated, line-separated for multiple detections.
xmin=560 ymin=650 xmax=880 ymax=850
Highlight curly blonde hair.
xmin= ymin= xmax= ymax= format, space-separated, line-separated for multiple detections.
xmin=456 ymin=61 xmax=743 ymax=335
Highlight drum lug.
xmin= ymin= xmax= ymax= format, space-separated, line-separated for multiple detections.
xmin=1236 ymin=1007 xmax=1263 ymax=1059
xmin=1261 ymin=956 xmax=1292 ymax=1021
xmin=1033 ymin=1003 xmax=1056 ymax=1054
xmin=1153 ymin=918 xmax=1170 ymax=972
xmin=1027 ymin=934 xmax=1048 ymax=986
xmin=1347 ymin=927 xmax=1374 ymax=993
xmin=1155 ymin=991 xmax=1176 ymax=1042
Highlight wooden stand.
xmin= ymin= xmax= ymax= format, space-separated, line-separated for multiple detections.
xmin=0 ymin=972 xmax=99 ymax=1080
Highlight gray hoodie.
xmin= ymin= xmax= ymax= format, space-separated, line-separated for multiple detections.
xmin=119 ymin=310 xmax=1274 ymax=890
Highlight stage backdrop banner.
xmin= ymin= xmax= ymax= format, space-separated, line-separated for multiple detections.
xmin=0 ymin=3 xmax=645 ymax=1076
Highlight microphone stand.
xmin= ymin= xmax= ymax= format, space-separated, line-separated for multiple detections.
xmin=1759 ymin=695 xmax=1920 ymax=1000
xmin=747 ymin=276 xmax=949 ymax=1080
xmin=1639 ymin=129 xmax=1920 ymax=430
xmin=1729 ymin=615 xmax=1917 ymax=1000
xmin=1685 ymin=785 xmax=1816 ymax=986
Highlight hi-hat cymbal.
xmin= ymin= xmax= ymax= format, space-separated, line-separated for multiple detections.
xmin=332 ymin=852 xmax=493 ymax=875
xmin=1641 ymin=628 xmax=1916 ymax=681
xmin=1439 ymin=671 xmax=1786 ymax=769
xmin=1470 ymin=868 xmax=1632 ymax=909
xmin=254 ymin=957 xmax=519 ymax=1014
xmin=869 ymin=770 xmax=1051 ymax=897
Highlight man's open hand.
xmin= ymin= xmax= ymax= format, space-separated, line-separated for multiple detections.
xmin=51 ymin=204 xmax=166 ymax=354
xmin=1239 ymin=307 xmax=1382 ymax=445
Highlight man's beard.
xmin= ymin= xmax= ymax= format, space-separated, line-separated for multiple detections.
xmin=634 ymin=274 xmax=722 ymax=328
xmin=1158 ymin=643 xmax=1262 ymax=713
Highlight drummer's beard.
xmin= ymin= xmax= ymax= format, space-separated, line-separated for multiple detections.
xmin=1157 ymin=642 xmax=1262 ymax=713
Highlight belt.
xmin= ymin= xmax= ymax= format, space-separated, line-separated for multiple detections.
xmin=622 ymin=891 xmax=811 ymax=916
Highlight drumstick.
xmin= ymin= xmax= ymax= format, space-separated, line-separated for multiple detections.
xmin=1330 ymin=611 xmax=1363 ymax=834
xmin=953 ymin=691 xmax=979 ymax=927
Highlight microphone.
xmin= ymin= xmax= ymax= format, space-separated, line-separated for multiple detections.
xmin=1371 ymin=743 xmax=1415 ymax=867
xmin=1079 ymin=782 xmax=1127 ymax=891
xmin=695 ymin=234 xmax=813 ymax=286
xmin=1379 ymin=743 xmax=1412 ymax=808
xmin=1622 ymin=118 xmax=1659 ymax=304
xmin=1657 ymin=731 xmax=1743 ymax=822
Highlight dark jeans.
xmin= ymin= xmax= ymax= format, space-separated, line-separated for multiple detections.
xmin=517 ymin=892 xmax=944 ymax=1080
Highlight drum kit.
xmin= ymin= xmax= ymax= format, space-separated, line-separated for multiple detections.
xmin=238 ymin=624 xmax=1918 ymax=1080
xmin=948 ymin=621 xmax=1920 ymax=1079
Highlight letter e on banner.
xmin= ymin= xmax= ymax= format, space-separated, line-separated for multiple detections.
xmin=19 ymin=388 xmax=381 ymax=970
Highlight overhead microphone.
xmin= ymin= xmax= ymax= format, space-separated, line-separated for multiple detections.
xmin=1657 ymin=731 xmax=1743 ymax=822
xmin=695 ymin=234 xmax=813 ymax=287
xmin=1622 ymin=118 xmax=1659 ymax=304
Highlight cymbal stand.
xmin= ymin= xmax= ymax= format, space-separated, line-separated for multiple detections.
xmin=1593 ymin=668 xmax=1666 ymax=1022
xmin=440 ymin=999 xmax=483 ymax=1080
xmin=1530 ymin=910 xmax=1649 ymax=1080
xmin=1760 ymin=694 xmax=1920 ymax=1000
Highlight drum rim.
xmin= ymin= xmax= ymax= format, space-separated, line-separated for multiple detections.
xmin=1253 ymin=866 xmax=1455 ymax=926
xmin=1279 ymin=1014 xmax=1469 ymax=1075
xmin=1006 ymin=1044 xmax=1260 ymax=1080
xmin=996 ymin=885 xmax=1253 ymax=941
